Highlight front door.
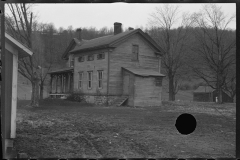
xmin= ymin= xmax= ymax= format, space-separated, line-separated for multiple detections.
xmin=123 ymin=75 xmax=129 ymax=95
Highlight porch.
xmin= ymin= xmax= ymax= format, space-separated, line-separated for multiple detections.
xmin=48 ymin=67 xmax=74 ymax=98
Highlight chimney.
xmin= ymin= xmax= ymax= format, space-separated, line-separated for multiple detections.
xmin=114 ymin=22 xmax=122 ymax=35
xmin=128 ymin=27 xmax=134 ymax=31
xmin=76 ymin=28 xmax=82 ymax=41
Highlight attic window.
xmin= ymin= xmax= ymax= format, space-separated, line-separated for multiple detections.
xmin=78 ymin=56 xmax=84 ymax=62
xmin=87 ymin=55 xmax=94 ymax=61
xmin=97 ymin=53 xmax=105 ymax=60
xmin=132 ymin=44 xmax=139 ymax=61
xmin=155 ymin=77 xmax=162 ymax=86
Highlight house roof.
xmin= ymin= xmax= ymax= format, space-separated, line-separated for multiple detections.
xmin=122 ymin=67 xmax=165 ymax=77
xmin=48 ymin=67 xmax=73 ymax=74
xmin=69 ymin=29 xmax=164 ymax=55
xmin=62 ymin=38 xmax=83 ymax=60
xmin=194 ymin=86 xmax=214 ymax=93
xmin=1 ymin=33 xmax=33 ymax=58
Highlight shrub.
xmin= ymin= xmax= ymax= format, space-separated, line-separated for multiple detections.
xmin=66 ymin=92 xmax=84 ymax=102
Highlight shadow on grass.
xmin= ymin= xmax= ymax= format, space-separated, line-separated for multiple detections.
xmin=39 ymin=99 xmax=95 ymax=108
xmin=17 ymin=99 xmax=95 ymax=112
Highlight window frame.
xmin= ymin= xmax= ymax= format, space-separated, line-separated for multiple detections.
xmin=87 ymin=71 xmax=93 ymax=89
xmin=87 ymin=55 xmax=94 ymax=61
xmin=97 ymin=70 xmax=103 ymax=89
xmin=132 ymin=44 xmax=139 ymax=61
xmin=97 ymin=53 xmax=105 ymax=60
xmin=78 ymin=56 xmax=85 ymax=62
xmin=70 ymin=56 xmax=74 ymax=67
xmin=78 ymin=72 xmax=83 ymax=89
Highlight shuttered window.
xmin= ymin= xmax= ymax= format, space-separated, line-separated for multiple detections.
xmin=97 ymin=53 xmax=105 ymax=60
xmin=78 ymin=56 xmax=84 ymax=62
xmin=132 ymin=44 xmax=139 ymax=61
xmin=87 ymin=55 xmax=94 ymax=61
xmin=98 ymin=70 xmax=103 ymax=89
xmin=88 ymin=71 xmax=93 ymax=89
xmin=78 ymin=72 xmax=83 ymax=89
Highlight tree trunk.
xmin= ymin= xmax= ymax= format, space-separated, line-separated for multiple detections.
xmin=30 ymin=77 xmax=40 ymax=107
xmin=218 ymin=88 xmax=223 ymax=104
xmin=40 ymin=82 xmax=44 ymax=100
xmin=169 ymin=75 xmax=175 ymax=101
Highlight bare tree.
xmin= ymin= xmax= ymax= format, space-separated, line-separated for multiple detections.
xmin=190 ymin=4 xmax=236 ymax=103
xmin=32 ymin=23 xmax=56 ymax=99
xmin=223 ymin=67 xmax=236 ymax=102
xmin=148 ymin=4 xmax=192 ymax=101
xmin=5 ymin=4 xmax=44 ymax=105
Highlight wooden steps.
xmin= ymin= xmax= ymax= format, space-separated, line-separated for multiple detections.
xmin=113 ymin=96 xmax=128 ymax=106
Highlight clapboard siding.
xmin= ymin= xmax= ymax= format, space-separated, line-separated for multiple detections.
xmin=73 ymin=49 xmax=108 ymax=95
xmin=109 ymin=33 xmax=159 ymax=95
xmin=134 ymin=76 xmax=162 ymax=106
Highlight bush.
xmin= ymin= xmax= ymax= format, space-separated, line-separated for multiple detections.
xmin=66 ymin=92 xmax=84 ymax=102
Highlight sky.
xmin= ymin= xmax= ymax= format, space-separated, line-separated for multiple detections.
xmin=7 ymin=3 xmax=237 ymax=30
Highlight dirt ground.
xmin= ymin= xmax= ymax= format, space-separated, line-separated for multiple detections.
xmin=14 ymin=100 xmax=235 ymax=158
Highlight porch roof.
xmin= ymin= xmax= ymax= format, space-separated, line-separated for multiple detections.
xmin=122 ymin=67 xmax=165 ymax=77
xmin=48 ymin=67 xmax=73 ymax=74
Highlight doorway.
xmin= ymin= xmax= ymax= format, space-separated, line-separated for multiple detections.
xmin=123 ymin=75 xmax=130 ymax=95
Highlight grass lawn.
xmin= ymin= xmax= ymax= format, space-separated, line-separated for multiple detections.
xmin=15 ymin=99 xmax=235 ymax=158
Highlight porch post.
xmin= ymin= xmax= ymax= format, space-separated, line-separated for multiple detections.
xmin=58 ymin=75 xmax=61 ymax=93
xmin=61 ymin=74 xmax=63 ymax=93
xmin=68 ymin=73 xmax=71 ymax=93
xmin=63 ymin=75 xmax=66 ymax=93
xmin=56 ymin=75 xmax=58 ymax=93
xmin=50 ymin=75 xmax=52 ymax=94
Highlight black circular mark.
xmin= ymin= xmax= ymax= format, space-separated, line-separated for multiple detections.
xmin=175 ymin=113 xmax=197 ymax=135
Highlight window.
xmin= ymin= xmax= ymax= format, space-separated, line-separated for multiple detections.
xmin=132 ymin=44 xmax=139 ymax=61
xmin=87 ymin=71 xmax=93 ymax=89
xmin=87 ymin=55 xmax=94 ymax=61
xmin=97 ymin=53 xmax=105 ymax=60
xmin=98 ymin=70 xmax=103 ymax=89
xmin=78 ymin=72 xmax=83 ymax=89
xmin=70 ymin=56 xmax=74 ymax=67
xmin=155 ymin=77 xmax=162 ymax=86
xmin=78 ymin=56 xmax=84 ymax=62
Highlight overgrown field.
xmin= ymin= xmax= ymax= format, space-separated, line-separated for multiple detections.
xmin=15 ymin=100 xmax=235 ymax=158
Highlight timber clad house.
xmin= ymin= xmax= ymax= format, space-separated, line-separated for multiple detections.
xmin=48 ymin=22 xmax=165 ymax=107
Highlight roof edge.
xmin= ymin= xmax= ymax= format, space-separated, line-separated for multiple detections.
xmin=70 ymin=45 xmax=115 ymax=54
xmin=122 ymin=67 xmax=166 ymax=77
xmin=62 ymin=39 xmax=79 ymax=60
